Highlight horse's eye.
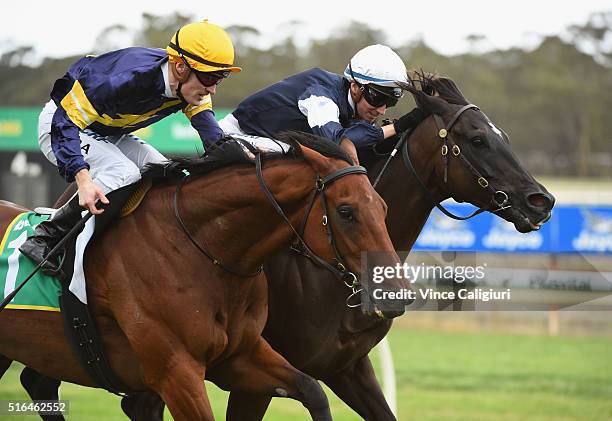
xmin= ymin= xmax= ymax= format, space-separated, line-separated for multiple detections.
xmin=337 ymin=206 xmax=355 ymax=222
xmin=471 ymin=137 xmax=486 ymax=148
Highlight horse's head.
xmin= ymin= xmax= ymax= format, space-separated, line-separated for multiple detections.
xmin=400 ymin=77 xmax=554 ymax=233
xmin=279 ymin=134 xmax=410 ymax=318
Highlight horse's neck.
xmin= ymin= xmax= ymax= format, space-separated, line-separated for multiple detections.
xmin=172 ymin=161 xmax=315 ymax=272
xmin=372 ymin=124 xmax=447 ymax=251
xmin=329 ymin=127 xmax=445 ymax=333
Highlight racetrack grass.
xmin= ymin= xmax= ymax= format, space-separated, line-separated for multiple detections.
xmin=1 ymin=327 xmax=610 ymax=420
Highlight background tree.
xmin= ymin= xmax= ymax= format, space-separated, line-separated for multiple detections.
xmin=1 ymin=11 xmax=610 ymax=177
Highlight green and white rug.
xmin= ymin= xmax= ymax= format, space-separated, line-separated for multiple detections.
xmin=0 ymin=212 xmax=61 ymax=312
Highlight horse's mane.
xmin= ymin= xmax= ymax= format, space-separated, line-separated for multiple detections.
xmin=277 ymin=131 xmax=352 ymax=164
xmin=358 ymin=72 xmax=471 ymax=165
xmin=142 ymin=131 xmax=352 ymax=181
xmin=399 ymin=71 xmax=470 ymax=111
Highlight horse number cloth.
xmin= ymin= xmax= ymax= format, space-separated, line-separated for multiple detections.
xmin=0 ymin=212 xmax=61 ymax=311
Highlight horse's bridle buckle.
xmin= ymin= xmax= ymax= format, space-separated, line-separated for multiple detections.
xmin=478 ymin=177 xmax=489 ymax=188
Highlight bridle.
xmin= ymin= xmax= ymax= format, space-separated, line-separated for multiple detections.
xmin=373 ymin=103 xmax=512 ymax=220
xmin=174 ymin=150 xmax=368 ymax=288
xmin=256 ymin=154 xmax=367 ymax=297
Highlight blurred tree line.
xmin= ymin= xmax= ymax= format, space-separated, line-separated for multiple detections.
xmin=1 ymin=12 xmax=610 ymax=177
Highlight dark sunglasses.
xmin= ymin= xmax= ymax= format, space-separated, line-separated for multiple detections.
xmin=193 ymin=70 xmax=230 ymax=87
xmin=360 ymin=84 xmax=401 ymax=108
xmin=348 ymin=61 xmax=403 ymax=108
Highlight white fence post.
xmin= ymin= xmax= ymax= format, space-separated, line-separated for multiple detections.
xmin=377 ymin=336 xmax=397 ymax=416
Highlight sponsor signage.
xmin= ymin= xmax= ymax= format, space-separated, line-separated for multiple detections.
xmin=414 ymin=204 xmax=612 ymax=254
xmin=0 ymin=108 xmax=232 ymax=153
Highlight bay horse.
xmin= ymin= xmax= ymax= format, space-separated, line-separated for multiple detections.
xmin=9 ymin=75 xmax=555 ymax=420
xmin=0 ymin=134 xmax=406 ymax=420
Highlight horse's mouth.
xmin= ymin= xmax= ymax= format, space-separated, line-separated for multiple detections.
xmin=365 ymin=303 xmax=408 ymax=320
xmin=514 ymin=209 xmax=552 ymax=233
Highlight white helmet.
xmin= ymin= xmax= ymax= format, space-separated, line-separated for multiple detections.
xmin=344 ymin=44 xmax=408 ymax=88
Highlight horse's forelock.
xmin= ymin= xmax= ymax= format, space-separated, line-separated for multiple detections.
xmin=429 ymin=78 xmax=469 ymax=106
xmin=404 ymin=71 xmax=470 ymax=110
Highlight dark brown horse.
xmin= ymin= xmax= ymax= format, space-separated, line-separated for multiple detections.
xmin=225 ymin=75 xmax=554 ymax=420
xmin=8 ymin=75 xmax=555 ymax=420
xmin=0 ymin=134 xmax=405 ymax=420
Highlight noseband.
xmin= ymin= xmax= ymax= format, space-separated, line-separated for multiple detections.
xmin=374 ymin=104 xmax=511 ymax=220
xmin=174 ymin=151 xmax=367 ymax=284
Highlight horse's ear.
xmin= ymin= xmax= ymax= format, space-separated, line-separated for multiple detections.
xmin=295 ymin=143 xmax=334 ymax=174
xmin=420 ymin=93 xmax=452 ymax=116
xmin=398 ymin=81 xmax=451 ymax=116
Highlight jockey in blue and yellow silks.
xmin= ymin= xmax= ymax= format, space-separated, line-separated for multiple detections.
xmin=20 ymin=20 xmax=242 ymax=272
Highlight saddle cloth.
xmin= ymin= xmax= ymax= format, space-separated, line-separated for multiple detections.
xmin=7 ymin=182 xmax=148 ymax=306
xmin=0 ymin=212 xmax=61 ymax=311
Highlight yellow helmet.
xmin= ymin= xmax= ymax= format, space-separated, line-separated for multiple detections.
xmin=167 ymin=20 xmax=242 ymax=74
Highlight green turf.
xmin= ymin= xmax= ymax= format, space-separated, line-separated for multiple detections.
xmin=1 ymin=328 xmax=610 ymax=420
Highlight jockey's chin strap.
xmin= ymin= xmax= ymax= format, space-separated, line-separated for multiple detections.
xmin=255 ymin=153 xmax=367 ymax=303
xmin=169 ymin=58 xmax=190 ymax=104
xmin=373 ymin=104 xmax=512 ymax=221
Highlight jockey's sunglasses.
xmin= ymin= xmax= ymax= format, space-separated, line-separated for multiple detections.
xmin=360 ymin=84 xmax=402 ymax=108
xmin=193 ymin=69 xmax=230 ymax=87
xmin=348 ymin=61 xmax=403 ymax=108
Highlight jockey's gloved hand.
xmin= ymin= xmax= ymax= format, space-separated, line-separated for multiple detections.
xmin=393 ymin=108 xmax=428 ymax=134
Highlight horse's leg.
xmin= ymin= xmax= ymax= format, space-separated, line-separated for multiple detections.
xmin=216 ymin=339 xmax=331 ymax=421
xmin=155 ymin=364 xmax=212 ymax=421
xmin=121 ymin=391 xmax=165 ymax=421
xmin=139 ymin=350 xmax=213 ymax=421
xmin=226 ymin=392 xmax=272 ymax=421
xmin=324 ymin=355 xmax=396 ymax=421
xmin=20 ymin=367 xmax=65 ymax=421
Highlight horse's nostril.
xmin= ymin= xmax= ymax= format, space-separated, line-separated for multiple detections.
xmin=528 ymin=193 xmax=553 ymax=211
xmin=529 ymin=195 xmax=545 ymax=207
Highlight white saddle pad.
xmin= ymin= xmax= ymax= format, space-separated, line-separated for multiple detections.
xmin=33 ymin=207 xmax=57 ymax=217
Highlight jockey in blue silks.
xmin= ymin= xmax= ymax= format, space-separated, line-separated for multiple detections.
xmin=219 ymin=44 xmax=427 ymax=163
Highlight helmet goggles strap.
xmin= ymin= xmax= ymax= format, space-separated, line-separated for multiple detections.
xmin=170 ymin=29 xmax=232 ymax=99
xmin=348 ymin=61 xmax=402 ymax=108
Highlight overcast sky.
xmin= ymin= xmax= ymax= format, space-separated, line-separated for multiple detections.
xmin=1 ymin=1 xmax=610 ymax=59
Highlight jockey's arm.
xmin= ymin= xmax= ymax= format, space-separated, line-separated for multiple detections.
xmin=50 ymin=107 xmax=90 ymax=182
xmin=74 ymin=168 xmax=108 ymax=215
xmin=190 ymin=110 xmax=224 ymax=149
xmin=298 ymin=92 xmax=384 ymax=151
xmin=49 ymin=109 xmax=108 ymax=214
xmin=382 ymin=123 xmax=397 ymax=139
xmin=184 ymin=97 xmax=224 ymax=150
